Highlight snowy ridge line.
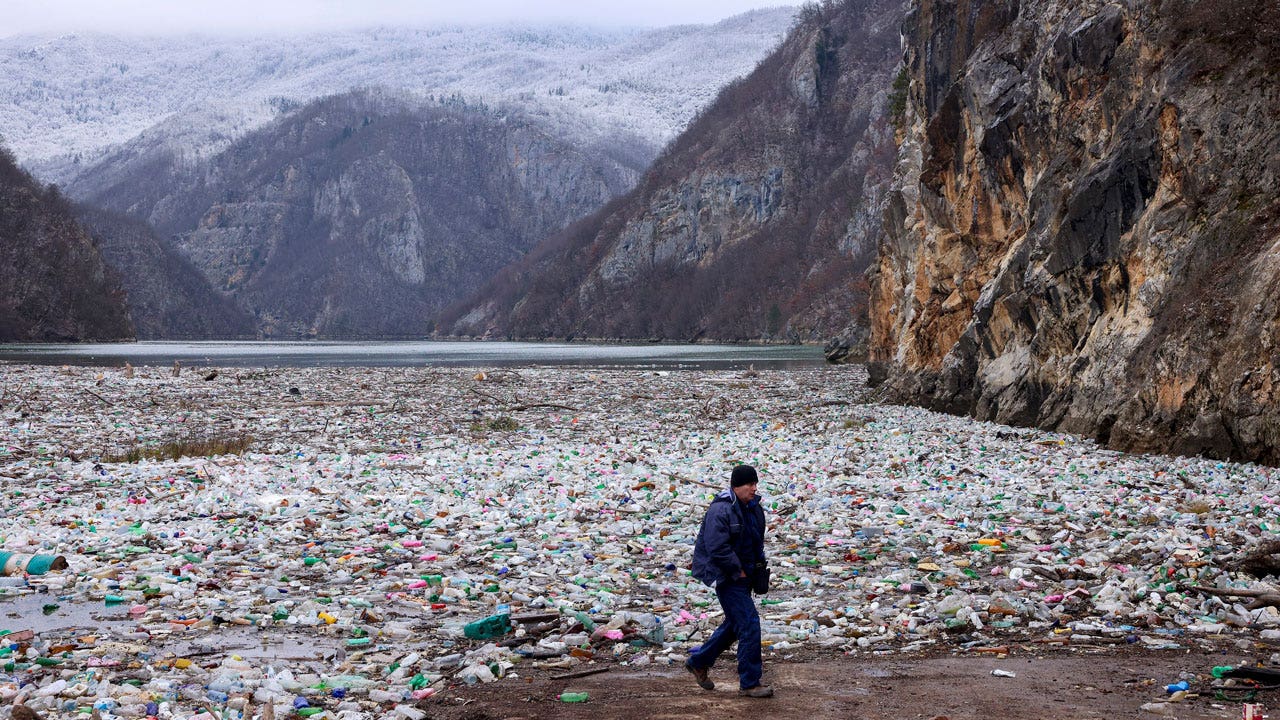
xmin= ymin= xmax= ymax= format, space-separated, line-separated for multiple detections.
xmin=0 ymin=8 xmax=794 ymax=176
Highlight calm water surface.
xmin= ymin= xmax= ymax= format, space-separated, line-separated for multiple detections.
xmin=0 ymin=340 xmax=825 ymax=370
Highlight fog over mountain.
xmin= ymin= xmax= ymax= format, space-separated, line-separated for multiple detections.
xmin=0 ymin=9 xmax=795 ymax=183
xmin=5 ymin=0 xmax=800 ymax=35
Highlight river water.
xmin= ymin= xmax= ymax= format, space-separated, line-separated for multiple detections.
xmin=0 ymin=340 xmax=825 ymax=369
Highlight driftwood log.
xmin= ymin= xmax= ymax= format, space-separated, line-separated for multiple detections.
xmin=1234 ymin=539 xmax=1280 ymax=578
xmin=1183 ymin=584 xmax=1280 ymax=610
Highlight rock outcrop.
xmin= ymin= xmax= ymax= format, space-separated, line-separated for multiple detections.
xmin=869 ymin=0 xmax=1280 ymax=462
xmin=75 ymin=207 xmax=255 ymax=339
xmin=70 ymin=91 xmax=643 ymax=338
xmin=442 ymin=0 xmax=905 ymax=344
xmin=0 ymin=146 xmax=132 ymax=342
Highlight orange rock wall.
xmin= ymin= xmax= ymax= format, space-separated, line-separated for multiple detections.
xmin=869 ymin=0 xmax=1280 ymax=463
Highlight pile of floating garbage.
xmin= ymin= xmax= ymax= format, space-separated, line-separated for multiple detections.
xmin=2 ymin=363 xmax=1279 ymax=718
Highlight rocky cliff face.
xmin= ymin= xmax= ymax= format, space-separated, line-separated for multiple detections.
xmin=75 ymin=207 xmax=255 ymax=339
xmin=869 ymin=0 xmax=1280 ymax=462
xmin=443 ymin=0 xmax=905 ymax=343
xmin=0 ymin=147 xmax=133 ymax=342
xmin=69 ymin=91 xmax=643 ymax=338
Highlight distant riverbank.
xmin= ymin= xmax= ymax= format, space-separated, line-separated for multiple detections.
xmin=0 ymin=340 xmax=825 ymax=369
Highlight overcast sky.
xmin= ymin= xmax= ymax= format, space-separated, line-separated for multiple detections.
xmin=4 ymin=0 xmax=803 ymax=37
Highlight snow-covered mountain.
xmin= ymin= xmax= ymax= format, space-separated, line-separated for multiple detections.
xmin=68 ymin=90 xmax=646 ymax=339
xmin=0 ymin=9 xmax=795 ymax=180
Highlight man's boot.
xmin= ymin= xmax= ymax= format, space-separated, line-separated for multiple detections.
xmin=739 ymin=685 xmax=774 ymax=698
xmin=685 ymin=661 xmax=714 ymax=690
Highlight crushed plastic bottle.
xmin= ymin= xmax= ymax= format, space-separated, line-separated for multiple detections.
xmin=463 ymin=613 xmax=511 ymax=640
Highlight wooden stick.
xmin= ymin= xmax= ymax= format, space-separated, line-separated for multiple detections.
xmin=82 ymin=389 xmax=111 ymax=406
xmin=280 ymin=401 xmax=386 ymax=408
xmin=469 ymin=386 xmax=507 ymax=405
xmin=1184 ymin=584 xmax=1276 ymax=598
xmin=550 ymin=666 xmax=612 ymax=681
xmin=508 ymin=403 xmax=579 ymax=412
xmin=511 ymin=612 xmax=561 ymax=624
xmin=665 ymin=471 xmax=719 ymax=490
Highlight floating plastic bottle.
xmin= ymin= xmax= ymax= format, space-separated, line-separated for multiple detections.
xmin=463 ymin=613 xmax=511 ymax=640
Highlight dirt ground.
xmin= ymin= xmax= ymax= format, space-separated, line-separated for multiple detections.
xmin=420 ymin=647 xmax=1262 ymax=720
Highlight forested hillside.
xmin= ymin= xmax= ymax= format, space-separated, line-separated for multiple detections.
xmin=75 ymin=206 xmax=255 ymax=339
xmin=70 ymin=91 xmax=644 ymax=338
xmin=443 ymin=0 xmax=904 ymax=344
xmin=0 ymin=146 xmax=132 ymax=341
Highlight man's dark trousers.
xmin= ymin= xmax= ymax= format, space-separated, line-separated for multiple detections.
xmin=687 ymin=577 xmax=762 ymax=689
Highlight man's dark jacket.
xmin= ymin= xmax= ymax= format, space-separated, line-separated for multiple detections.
xmin=692 ymin=489 xmax=767 ymax=587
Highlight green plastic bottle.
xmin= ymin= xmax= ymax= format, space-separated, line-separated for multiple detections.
xmin=559 ymin=692 xmax=589 ymax=703
xmin=463 ymin=613 xmax=511 ymax=639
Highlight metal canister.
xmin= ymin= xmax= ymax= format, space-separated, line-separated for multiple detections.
xmin=0 ymin=552 xmax=69 ymax=576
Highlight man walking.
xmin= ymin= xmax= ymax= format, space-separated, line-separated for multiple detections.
xmin=685 ymin=464 xmax=773 ymax=698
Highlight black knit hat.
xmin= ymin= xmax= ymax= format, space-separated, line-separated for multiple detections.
xmin=730 ymin=465 xmax=759 ymax=487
